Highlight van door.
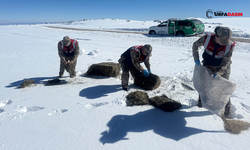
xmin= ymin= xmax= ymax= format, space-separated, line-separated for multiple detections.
xmin=168 ymin=22 xmax=175 ymax=35
xmin=156 ymin=21 xmax=168 ymax=35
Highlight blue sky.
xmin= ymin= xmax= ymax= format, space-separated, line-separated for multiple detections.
xmin=1 ymin=0 xmax=249 ymax=22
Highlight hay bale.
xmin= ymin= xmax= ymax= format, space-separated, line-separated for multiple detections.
xmin=149 ymin=95 xmax=182 ymax=112
xmin=20 ymin=79 xmax=35 ymax=88
xmin=87 ymin=62 xmax=120 ymax=77
xmin=126 ymin=92 xmax=182 ymax=112
xmin=134 ymin=73 xmax=161 ymax=90
xmin=126 ymin=91 xmax=150 ymax=106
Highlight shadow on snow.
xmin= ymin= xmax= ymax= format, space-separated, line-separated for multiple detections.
xmin=100 ymin=108 xmax=223 ymax=144
xmin=79 ymin=84 xmax=121 ymax=99
xmin=5 ymin=76 xmax=61 ymax=89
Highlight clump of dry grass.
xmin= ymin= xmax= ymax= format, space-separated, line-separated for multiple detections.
xmin=126 ymin=91 xmax=150 ymax=105
xmin=150 ymin=95 xmax=182 ymax=112
xmin=221 ymin=115 xmax=250 ymax=134
xmin=126 ymin=91 xmax=182 ymax=112
xmin=87 ymin=62 xmax=120 ymax=77
xmin=20 ymin=79 xmax=35 ymax=88
xmin=134 ymin=73 xmax=161 ymax=90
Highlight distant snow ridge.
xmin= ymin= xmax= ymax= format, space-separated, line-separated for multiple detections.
xmin=88 ymin=49 xmax=99 ymax=56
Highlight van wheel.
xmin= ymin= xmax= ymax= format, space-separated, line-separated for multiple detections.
xmin=149 ymin=30 xmax=156 ymax=35
xmin=176 ymin=31 xmax=185 ymax=36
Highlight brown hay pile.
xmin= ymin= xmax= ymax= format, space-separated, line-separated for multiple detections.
xmin=126 ymin=91 xmax=182 ymax=112
xmin=221 ymin=115 xmax=250 ymax=134
xmin=87 ymin=62 xmax=120 ymax=77
xmin=126 ymin=91 xmax=150 ymax=105
xmin=20 ymin=79 xmax=35 ymax=88
xmin=149 ymin=95 xmax=182 ymax=112
xmin=134 ymin=73 xmax=161 ymax=90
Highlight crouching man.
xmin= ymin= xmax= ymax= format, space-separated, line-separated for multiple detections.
xmin=118 ymin=44 xmax=152 ymax=91
xmin=58 ymin=36 xmax=79 ymax=78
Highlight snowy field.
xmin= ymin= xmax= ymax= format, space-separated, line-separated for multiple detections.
xmin=48 ymin=17 xmax=250 ymax=37
xmin=0 ymin=18 xmax=250 ymax=150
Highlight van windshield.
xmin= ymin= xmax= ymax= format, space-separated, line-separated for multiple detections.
xmin=159 ymin=22 xmax=168 ymax=26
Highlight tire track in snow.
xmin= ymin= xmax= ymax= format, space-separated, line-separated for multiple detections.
xmin=47 ymin=26 xmax=250 ymax=43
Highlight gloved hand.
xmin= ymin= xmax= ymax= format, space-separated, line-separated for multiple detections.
xmin=148 ymin=70 xmax=152 ymax=74
xmin=195 ymin=60 xmax=200 ymax=66
xmin=213 ymin=74 xmax=217 ymax=77
xmin=143 ymin=69 xmax=149 ymax=77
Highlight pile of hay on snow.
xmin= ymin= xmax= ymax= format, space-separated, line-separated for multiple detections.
xmin=87 ymin=62 xmax=120 ymax=77
xmin=134 ymin=73 xmax=161 ymax=90
xmin=45 ymin=78 xmax=63 ymax=86
xmin=126 ymin=91 xmax=182 ymax=112
xmin=126 ymin=91 xmax=150 ymax=105
xmin=150 ymin=95 xmax=182 ymax=112
xmin=221 ymin=115 xmax=250 ymax=134
xmin=19 ymin=79 xmax=35 ymax=88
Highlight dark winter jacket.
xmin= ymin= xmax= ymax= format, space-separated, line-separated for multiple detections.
xmin=192 ymin=34 xmax=235 ymax=76
xmin=119 ymin=45 xmax=151 ymax=72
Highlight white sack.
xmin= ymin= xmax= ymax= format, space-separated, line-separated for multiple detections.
xmin=193 ymin=65 xmax=236 ymax=116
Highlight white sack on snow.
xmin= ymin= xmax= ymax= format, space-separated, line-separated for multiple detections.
xmin=193 ymin=65 xmax=236 ymax=116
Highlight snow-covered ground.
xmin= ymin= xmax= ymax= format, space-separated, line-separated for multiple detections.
xmin=48 ymin=18 xmax=250 ymax=37
xmin=0 ymin=18 xmax=250 ymax=150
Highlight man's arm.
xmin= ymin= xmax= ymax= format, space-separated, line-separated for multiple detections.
xmin=144 ymin=57 xmax=151 ymax=71
xmin=58 ymin=42 xmax=66 ymax=63
xmin=130 ymin=50 xmax=144 ymax=72
xmin=192 ymin=35 xmax=205 ymax=61
xmin=215 ymin=46 xmax=234 ymax=76
xmin=72 ymin=42 xmax=80 ymax=62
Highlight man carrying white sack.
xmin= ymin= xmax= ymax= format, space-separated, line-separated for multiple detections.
xmin=192 ymin=26 xmax=236 ymax=119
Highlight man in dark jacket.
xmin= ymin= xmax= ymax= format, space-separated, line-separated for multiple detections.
xmin=192 ymin=26 xmax=236 ymax=118
xmin=118 ymin=44 xmax=152 ymax=91
xmin=58 ymin=36 xmax=80 ymax=78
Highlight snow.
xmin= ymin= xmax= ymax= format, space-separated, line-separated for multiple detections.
xmin=0 ymin=17 xmax=250 ymax=150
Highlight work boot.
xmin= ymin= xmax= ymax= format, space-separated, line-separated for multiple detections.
xmin=197 ymin=96 xmax=202 ymax=108
xmin=122 ymin=87 xmax=128 ymax=91
xmin=70 ymin=74 xmax=76 ymax=78
xmin=224 ymin=105 xmax=232 ymax=119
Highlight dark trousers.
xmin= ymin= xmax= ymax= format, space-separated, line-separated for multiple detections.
xmin=59 ymin=57 xmax=77 ymax=78
xmin=120 ymin=62 xmax=140 ymax=88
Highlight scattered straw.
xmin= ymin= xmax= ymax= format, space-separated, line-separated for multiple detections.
xmin=221 ymin=115 xmax=250 ymax=134
xmin=19 ymin=79 xmax=35 ymax=88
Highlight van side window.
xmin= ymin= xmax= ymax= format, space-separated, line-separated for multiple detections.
xmin=177 ymin=21 xmax=192 ymax=26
